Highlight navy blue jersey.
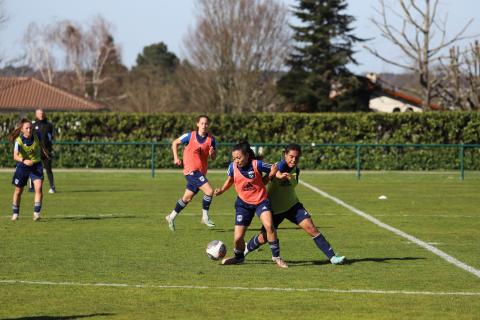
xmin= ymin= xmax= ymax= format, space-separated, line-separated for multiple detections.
xmin=179 ymin=132 xmax=216 ymax=149
xmin=227 ymin=160 xmax=271 ymax=178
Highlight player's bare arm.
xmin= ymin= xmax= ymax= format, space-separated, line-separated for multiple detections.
xmin=171 ymin=138 xmax=183 ymax=166
xmin=214 ymin=176 xmax=234 ymax=196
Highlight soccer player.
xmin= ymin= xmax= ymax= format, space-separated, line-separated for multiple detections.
xmin=32 ymin=109 xmax=56 ymax=193
xmin=244 ymin=144 xmax=346 ymax=265
xmin=8 ymin=118 xmax=46 ymax=221
xmin=165 ymin=115 xmax=217 ymax=231
xmin=214 ymin=141 xmax=288 ymax=268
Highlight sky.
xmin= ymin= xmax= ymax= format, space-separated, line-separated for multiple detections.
xmin=1 ymin=0 xmax=479 ymax=74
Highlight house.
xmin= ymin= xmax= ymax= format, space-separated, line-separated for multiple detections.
xmin=366 ymin=73 xmax=440 ymax=112
xmin=0 ymin=77 xmax=107 ymax=112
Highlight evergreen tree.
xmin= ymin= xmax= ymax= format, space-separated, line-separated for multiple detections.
xmin=134 ymin=42 xmax=179 ymax=74
xmin=278 ymin=0 xmax=367 ymax=112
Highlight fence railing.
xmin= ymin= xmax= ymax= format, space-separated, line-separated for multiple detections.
xmin=1 ymin=141 xmax=479 ymax=180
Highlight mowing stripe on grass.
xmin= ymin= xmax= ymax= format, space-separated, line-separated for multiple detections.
xmin=1 ymin=279 xmax=479 ymax=296
xmin=299 ymin=180 xmax=480 ymax=279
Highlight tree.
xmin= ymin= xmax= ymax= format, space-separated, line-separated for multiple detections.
xmin=182 ymin=0 xmax=291 ymax=113
xmin=365 ymin=0 xmax=474 ymax=110
xmin=121 ymin=42 xmax=182 ymax=112
xmin=0 ymin=0 xmax=7 ymax=65
xmin=436 ymin=41 xmax=480 ymax=110
xmin=52 ymin=15 xmax=121 ymax=100
xmin=23 ymin=22 xmax=57 ymax=84
xmin=134 ymin=42 xmax=179 ymax=73
xmin=277 ymin=0 xmax=366 ymax=112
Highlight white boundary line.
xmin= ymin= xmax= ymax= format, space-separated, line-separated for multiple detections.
xmin=1 ymin=279 xmax=479 ymax=296
xmin=299 ymin=180 xmax=480 ymax=279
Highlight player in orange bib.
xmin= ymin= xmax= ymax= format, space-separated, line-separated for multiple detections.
xmin=214 ymin=141 xmax=288 ymax=268
xmin=165 ymin=115 xmax=217 ymax=231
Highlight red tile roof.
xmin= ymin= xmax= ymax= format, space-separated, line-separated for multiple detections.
xmin=381 ymin=87 xmax=441 ymax=110
xmin=0 ymin=77 xmax=106 ymax=111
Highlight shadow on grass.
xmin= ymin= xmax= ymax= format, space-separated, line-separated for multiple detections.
xmin=61 ymin=189 xmax=140 ymax=193
xmin=1 ymin=313 xmax=114 ymax=320
xmin=47 ymin=215 xmax=140 ymax=221
xmin=212 ymin=226 xmax=330 ymax=233
xmin=249 ymin=256 xmax=425 ymax=267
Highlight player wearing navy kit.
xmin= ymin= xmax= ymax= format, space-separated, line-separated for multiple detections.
xmin=214 ymin=141 xmax=288 ymax=268
xmin=165 ymin=115 xmax=217 ymax=231
xmin=244 ymin=144 xmax=346 ymax=265
xmin=8 ymin=118 xmax=47 ymax=221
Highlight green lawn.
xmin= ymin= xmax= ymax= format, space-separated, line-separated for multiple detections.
xmin=0 ymin=171 xmax=479 ymax=320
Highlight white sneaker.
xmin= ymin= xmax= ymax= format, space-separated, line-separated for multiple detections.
xmin=165 ymin=215 xmax=175 ymax=231
xmin=11 ymin=213 xmax=19 ymax=221
xmin=33 ymin=212 xmax=41 ymax=221
xmin=272 ymin=256 xmax=288 ymax=269
xmin=330 ymin=255 xmax=346 ymax=265
xmin=48 ymin=188 xmax=56 ymax=194
xmin=201 ymin=216 xmax=215 ymax=228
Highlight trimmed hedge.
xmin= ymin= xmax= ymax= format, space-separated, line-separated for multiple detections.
xmin=0 ymin=112 xmax=479 ymax=170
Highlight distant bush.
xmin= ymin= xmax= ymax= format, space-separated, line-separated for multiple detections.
xmin=0 ymin=112 xmax=479 ymax=170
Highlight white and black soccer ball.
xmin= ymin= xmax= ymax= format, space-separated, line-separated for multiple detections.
xmin=205 ymin=240 xmax=226 ymax=260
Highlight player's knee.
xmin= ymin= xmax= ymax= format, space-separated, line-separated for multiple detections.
xmin=182 ymin=195 xmax=193 ymax=203
xmin=205 ymin=190 xmax=214 ymax=197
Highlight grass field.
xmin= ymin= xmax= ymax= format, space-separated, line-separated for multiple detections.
xmin=0 ymin=170 xmax=479 ymax=319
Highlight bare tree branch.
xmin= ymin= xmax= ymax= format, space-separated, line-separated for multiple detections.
xmin=181 ymin=0 xmax=291 ymax=113
xmin=366 ymin=0 xmax=476 ymax=110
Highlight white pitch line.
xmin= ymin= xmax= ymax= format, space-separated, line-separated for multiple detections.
xmin=0 ymin=279 xmax=479 ymax=296
xmin=299 ymin=180 xmax=480 ymax=279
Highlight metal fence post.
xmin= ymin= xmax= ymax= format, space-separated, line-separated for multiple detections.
xmin=459 ymin=144 xmax=464 ymax=181
xmin=356 ymin=145 xmax=361 ymax=179
xmin=151 ymin=143 xmax=156 ymax=178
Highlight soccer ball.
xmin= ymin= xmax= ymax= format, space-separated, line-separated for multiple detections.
xmin=205 ymin=240 xmax=227 ymax=260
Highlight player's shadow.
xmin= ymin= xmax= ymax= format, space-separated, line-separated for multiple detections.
xmin=47 ymin=215 xmax=139 ymax=221
xmin=250 ymin=256 xmax=425 ymax=267
xmin=341 ymin=257 xmax=426 ymax=265
xmin=62 ymin=189 xmax=140 ymax=193
xmin=1 ymin=313 xmax=114 ymax=320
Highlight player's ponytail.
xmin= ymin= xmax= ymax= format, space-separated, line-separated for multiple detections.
xmin=8 ymin=118 xmax=31 ymax=143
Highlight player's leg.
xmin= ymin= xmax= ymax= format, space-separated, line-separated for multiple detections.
xmin=32 ymin=178 xmax=43 ymax=221
xmin=165 ymin=187 xmax=196 ymax=231
xmin=11 ymin=186 xmax=23 ymax=221
xmin=222 ymin=225 xmax=247 ymax=265
xmin=198 ymin=181 xmax=215 ymax=227
xmin=295 ymin=204 xmax=345 ymax=264
xmin=11 ymin=167 xmax=28 ymax=221
xmin=245 ymin=212 xmax=283 ymax=255
xmin=222 ymin=200 xmax=253 ymax=265
xmin=258 ymin=207 xmax=288 ymax=268
xmin=43 ymin=158 xmax=55 ymax=193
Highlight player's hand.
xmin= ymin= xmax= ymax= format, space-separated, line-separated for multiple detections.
xmin=214 ymin=188 xmax=223 ymax=196
xmin=173 ymin=158 xmax=182 ymax=166
xmin=269 ymin=163 xmax=278 ymax=178
xmin=279 ymin=172 xmax=291 ymax=180
xmin=23 ymin=159 xmax=34 ymax=166
xmin=209 ymin=146 xmax=215 ymax=156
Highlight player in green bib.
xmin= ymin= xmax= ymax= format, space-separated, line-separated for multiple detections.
xmin=8 ymin=118 xmax=46 ymax=221
xmin=245 ymin=144 xmax=345 ymax=265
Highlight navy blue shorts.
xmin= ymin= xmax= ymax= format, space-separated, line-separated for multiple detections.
xmin=263 ymin=202 xmax=311 ymax=232
xmin=234 ymin=197 xmax=272 ymax=226
xmin=12 ymin=162 xmax=44 ymax=188
xmin=185 ymin=170 xmax=208 ymax=194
